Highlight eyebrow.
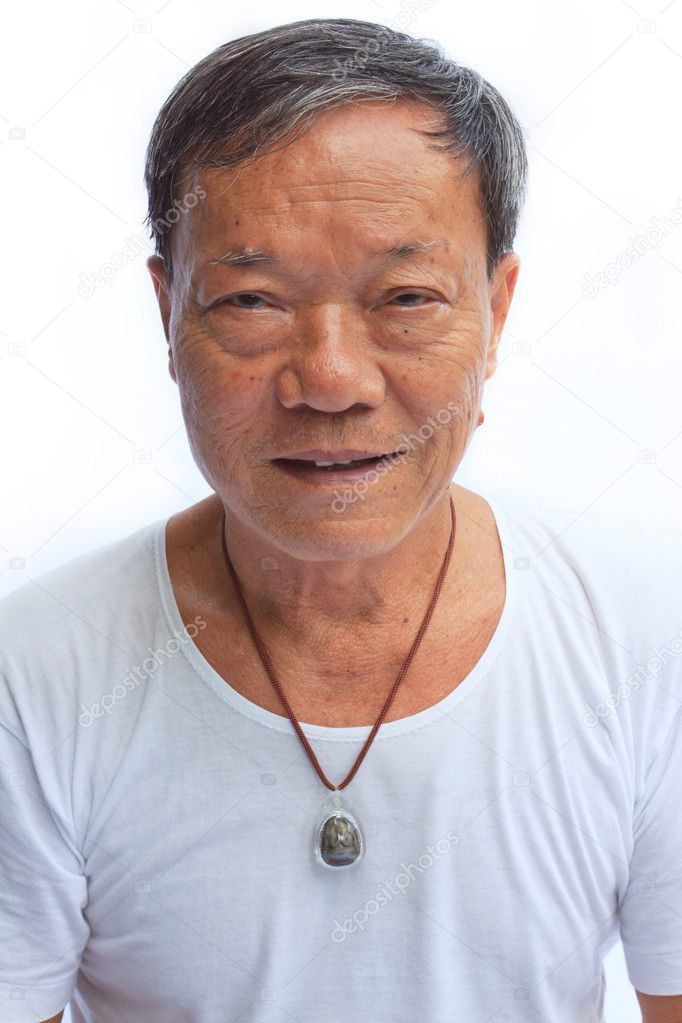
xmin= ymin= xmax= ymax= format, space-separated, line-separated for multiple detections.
xmin=207 ymin=240 xmax=444 ymax=268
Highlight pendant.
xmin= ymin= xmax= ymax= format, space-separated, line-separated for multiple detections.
xmin=313 ymin=789 xmax=364 ymax=869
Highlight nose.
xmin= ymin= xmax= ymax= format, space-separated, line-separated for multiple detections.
xmin=275 ymin=304 xmax=386 ymax=413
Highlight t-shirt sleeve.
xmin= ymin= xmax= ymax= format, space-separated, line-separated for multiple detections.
xmin=0 ymin=719 xmax=89 ymax=1022
xmin=618 ymin=705 xmax=682 ymax=995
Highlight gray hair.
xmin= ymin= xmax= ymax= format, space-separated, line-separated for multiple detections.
xmin=143 ymin=17 xmax=528 ymax=284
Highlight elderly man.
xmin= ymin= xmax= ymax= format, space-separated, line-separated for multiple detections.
xmin=1 ymin=16 xmax=681 ymax=1023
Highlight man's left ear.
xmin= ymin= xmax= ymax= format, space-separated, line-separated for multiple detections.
xmin=485 ymin=252 xmax=521 ymax=380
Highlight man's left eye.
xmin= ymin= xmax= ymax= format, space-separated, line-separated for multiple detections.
xmin=390 ymin=292 xmax=431 ymax=306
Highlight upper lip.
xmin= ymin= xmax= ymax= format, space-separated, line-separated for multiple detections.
xmin=273 ymin=449 xmax=394 ymax=462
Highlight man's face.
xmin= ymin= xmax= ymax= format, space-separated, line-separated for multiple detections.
xmin=147 ymin=98 xmax=520 ymax=560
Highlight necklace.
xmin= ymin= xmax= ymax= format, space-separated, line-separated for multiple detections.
xmin=219 ymin=494 xmax=457 ymax=870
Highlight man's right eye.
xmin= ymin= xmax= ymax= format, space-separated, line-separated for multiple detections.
xmin=221 ymin=293 xmax=268 ymax=309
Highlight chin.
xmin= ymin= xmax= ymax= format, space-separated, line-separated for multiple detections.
xmin=260 ymin=506 xmax=410 ymax=562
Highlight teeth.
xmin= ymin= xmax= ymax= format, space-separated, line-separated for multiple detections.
xmin=314 ymin=460 xmax=353 ymax=467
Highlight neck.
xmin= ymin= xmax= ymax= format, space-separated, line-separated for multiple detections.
xmin=218 ymin=488 xmax=459 ymax=648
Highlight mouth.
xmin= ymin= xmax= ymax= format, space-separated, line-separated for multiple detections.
xmin=272 ymin=452 xmax=400 ymax=485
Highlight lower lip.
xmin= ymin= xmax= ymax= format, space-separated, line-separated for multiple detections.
xmin=273 ymin=456 xmax=395 ymax=485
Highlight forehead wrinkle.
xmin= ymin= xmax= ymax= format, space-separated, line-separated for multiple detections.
xmin=201 ymin=178 xmax=444 ymax=222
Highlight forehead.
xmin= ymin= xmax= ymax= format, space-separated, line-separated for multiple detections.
xmin=172 ymin=99 xmax=485 ymax=266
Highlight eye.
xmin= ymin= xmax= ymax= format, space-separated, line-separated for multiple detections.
xmin=389 ymin=292 xmax=432 ymax=307
xmin=221 ymin=293 xmax=269 ymax=309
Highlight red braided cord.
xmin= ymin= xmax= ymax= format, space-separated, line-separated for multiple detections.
xmin=219 ymin=495 xmax=457 ymax=791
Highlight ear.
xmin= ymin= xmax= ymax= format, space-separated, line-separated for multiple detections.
xmin=146 ymin=255 xmax=176 ymax=383
xmin=485 ymin=252 xmax=521 ymax=380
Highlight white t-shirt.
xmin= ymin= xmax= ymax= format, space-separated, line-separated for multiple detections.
xmin=1 ymin=492 xmax=681 ymax=1023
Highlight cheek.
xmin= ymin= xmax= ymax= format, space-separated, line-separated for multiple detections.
xmin=391 ymin=343 xmax=486 ymax=428
xmin=174 ymin=334 xmax=267 ymax=435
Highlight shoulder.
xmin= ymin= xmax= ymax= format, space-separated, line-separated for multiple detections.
xmin=0 ymin=517 xmax=167 ymax=734
xmin=488 ymin=489 xmax=681 ymax=637
xmin=0 ymin=517 xmax=164 ymax=645
xmin=488 ymin=488 xmax=682 ymax=758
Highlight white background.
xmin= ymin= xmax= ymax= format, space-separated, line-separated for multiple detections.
xmin=2 ymin=1 xmax=682 ymax=1019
